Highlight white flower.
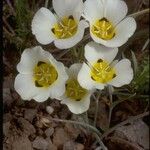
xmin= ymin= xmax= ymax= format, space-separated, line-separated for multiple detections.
xmin=58 ymin=63 xmax=94 ymax=114
xmin=78 ymin=42 xmax=133 ymax=90
xmin=14 ymin=46 xmax=68 ymax=102
xmin=83 ymin=0 xmax=137 ymax=47
xmin=32 ymin=0 xmax=88 ymax=49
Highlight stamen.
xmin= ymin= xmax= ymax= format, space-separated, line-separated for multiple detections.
xmin=52 ymin=16 xmax=77 ymax=39
xmin=90 ymin=59 xmax=116 ymax=83
xmin=34 ymin=61 xmax=58 ymax=88
xmin=65 ymin=79 xmax=87 ymax=101
xmin=91 ymin=18 xmax=115 ymax=40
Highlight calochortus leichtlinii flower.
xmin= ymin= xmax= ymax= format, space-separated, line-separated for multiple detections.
xmin=83 ymin=0 xmax=137 ymax=47
xmin=32 ymin=0 xmax=88 ymax=49
xmin=78 ymin=42 xmax=133 ymax=90
xmin=58 ymin=63 xmax=94 ymax=114
xmin=14 ymin=46 xmax=68 ymax=102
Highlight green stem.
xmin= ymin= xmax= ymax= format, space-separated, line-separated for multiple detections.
xmin=108 ymin=85 xmax=113 ymax=127
xmin=51 ymin=118 xmax=102 ymax=137
xmin=94 ymin=133 xmax=108 ymax=150
xmin=128 ymin=8 xmax=149 ymax=18
xmin=85 ymin=112 xmax=90 ymax=131
xmin=93 ymin=91 xmax=101 ymax=127
xmin=44 ymin=0 xmax=49 ymax=8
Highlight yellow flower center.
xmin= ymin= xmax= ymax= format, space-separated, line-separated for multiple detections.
xmin=33 ymin=61 xmax=58 ymax=88
xmin=91 ymin=18 xmax=115 ymax=40
xmin=51 ymin=15 xmax=78 ymax=39
xmin=65 ymin=79 xmax=87 ymax=101
xmin=90 ymin=59 xmax=116 ymax=83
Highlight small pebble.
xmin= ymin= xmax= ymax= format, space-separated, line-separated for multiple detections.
xmin=45 ymin=128 xmax=54 ymax=137
xmin=32 ymin=136 xmax=48 ymax=150
xmin=46 ymin=106 xmax=54 ymax=114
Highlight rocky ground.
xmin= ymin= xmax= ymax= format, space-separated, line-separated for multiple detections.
xmin=3 ymin=0 xmax=149 ymax=149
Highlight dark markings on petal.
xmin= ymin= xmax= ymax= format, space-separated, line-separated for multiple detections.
xmin=112 ymin=33 xmax=115 ymax=38
xmin=100 ymin=17 xmax=109 ymax=22
xmin=112 ymin=74 xmax=116 ymax=78
xmin=37 ymin=61 xmax=46 ymax=66
xmin=68 ymin=15 xmax=74 ymax=20
xmin=76 ymin=98 xmax=81 ymax=101
xmin=51 ymin=28 xmax=55 ymax=34
xmin=91 ymin=76 xmax=96 ymax=81
xmin=97 ymin=59 xmax=103 ymax=63
xmin=65 ymin=83 xmax=68 ymax=88
xmin=35 ymin=81 xmax=43 ymax=87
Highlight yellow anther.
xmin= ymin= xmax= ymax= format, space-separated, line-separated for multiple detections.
xmin=52 ymin=16 xmax=78 ymax=39
xmin=65 ymin=79 xmax=87 ymax=101
xmin=34 ymin=61 xmax=58 ymax=88
xmin=91 ymin=18 xmax=115 ymax=40
xmin=90 ymin=59 xmax=116 ymax=83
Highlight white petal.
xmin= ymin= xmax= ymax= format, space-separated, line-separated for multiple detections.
xmin=85 ymin=41 xmax=118 ymax=63
xmin=53 ymin=0 xmax=83 ymax=21
xmin=32 ymin=7 xmax=56 ymax=44
xmin=90 ymin=17 xmax=136 ymax=47
xmin=83 ymin=0 xmax=104 ymax=22
xmin=67 ymin=63 xmax=82 ymax=78
xmin=108 ymin=59 xmax=133 ymax=87
xmin=32 ymin=90 xmax=51 ymax=102
xmin=78 ymin=63 xmax=104 ymax=90
xmin=104 ymin=0 xmax=128 ymax=25
xmin=48 ymin=61 xmax=68 ymax=99
xmin=89 ymin=28 xmax=109 ymax=46
xmin=54 ymin=20 xmax=88 ymax=49
xmin=61 ymin=93 xmax=92 ymax=114
xmin=14 ymin=74 xmax=39 ymax=100
xmin=17 ymin=46 xmax=53 ymax=74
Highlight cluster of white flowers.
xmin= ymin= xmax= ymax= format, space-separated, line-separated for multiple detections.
xmin=14 ymin=0 xmax=136 ymax=114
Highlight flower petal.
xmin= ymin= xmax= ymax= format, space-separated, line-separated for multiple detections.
xmin=54 ymin=20 xmax=88 ymax=49
xmin=104 ymin=0 xmax=128 ymax=25
xmin=108 ymin=59 xmax=133 ymax=87
xmin=48 ymin=61 xmax=68 ymax=99
xmin=32 ymin=90 xmax=51 ymax=102
xmin=53 ymin=0 xmax=83 ymax=21
xmin=14 ymin=74 xmax=39 ymax=100
xmin=85 ymin=41 xmax=118 ymax=63
xmin=90 ymin=17 xmax=136 ymax=47
xmin=61 ymin=93 xmax=92 ymax=114
xmin=78 ymin=63 xmax=104 ymax=90
xmin=32 ymin=7 xmax=56 ymax=44
xmin=67 ymin=63 xmax=82 ymax=78
xmin=17 ymin=46 xmax=53 ymax=74
xmin=83 ymin=0 xmax=104 ymax=22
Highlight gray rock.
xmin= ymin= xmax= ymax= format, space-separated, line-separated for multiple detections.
xmin=3 ymin=88 xmax=13 ymax=106
xmin=46 ymin=138 xmax=57 ymax=150
xmin=3 ymin=122 xmax=11 ymax=136
xmin=53 ymin=128 xmax=70 ymax=147
xmin=63 ymin=141 xmax=84 ymax=150
xmin=17 ymin=117 xmax=36 ymax=135
xmin=114 ymin=119 xmax=149 ymax=149
xmin=32 ymin=136 xmax=48 ymax=150
xmin=45 ymin=128 xmax=54 ymax=137
xmin=3 ymin=113 xmax=12 ymax=123
xmin=24 ymin=109 xmax=37 ymax=122
xmin=12 ymin=135 xmax=33 ymax=150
